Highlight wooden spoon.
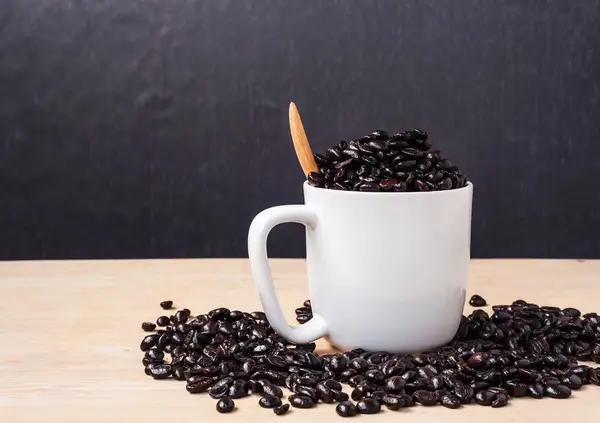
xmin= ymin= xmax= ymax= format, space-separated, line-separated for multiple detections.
xmin=289 ymin=102 xmax=318 ymax=177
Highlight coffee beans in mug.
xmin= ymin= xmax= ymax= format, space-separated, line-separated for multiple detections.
xmin=307 ymin=129 xmax=468 ymax=192
xmin=140 ymin=297 xmax=600 ymax=417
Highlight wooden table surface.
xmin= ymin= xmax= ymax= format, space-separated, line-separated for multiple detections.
xmin=1 ymin=259 xmax=600 ymax=422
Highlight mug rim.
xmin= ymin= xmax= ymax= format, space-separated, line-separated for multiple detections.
xmin=303 ymin=180 xmax=473 ymax=196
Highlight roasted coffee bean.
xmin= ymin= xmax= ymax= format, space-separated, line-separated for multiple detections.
xmin=351 ymin=385 xmax=369 ymax=401
xmin=382 ymin=394 xmax=404 ymax=410
xmin=209 ymin=378 xmax=233 ymax=399
xmin=440 ymin=394 xmax=461 ymax=409
xmin=413 ymin=390 xmax=438 ymax=406
xmin=505 ymin=380 xmax=528 ymax=397
xmin=141 ymin=322 xmax=156 ymax=331
xmin=259 ymin=395 xmax=282 ymax=408
xmin=545 ymin=384 xmax=571 ymax=398
xmin=358 ymin=182 xmax=379 ymax=192
xmin=173 ymin=310 xmax=188 ymax=324
xmin=228 ymin=380 xmax=249 ymax=398
xmin=348 ymin=374 xmax=366 ymax=387
xmin=402 ymin=147 xmax=425 ymax=158
xmin=333 ymin=390 xmax=350 ymax=402
xmin=527 ymin=383 xmax=544 ymax=399
xmin=145 ymin=348 xmax=164 ymax=361
xmin=186 ymin=376 xmax=212 ymax=393
xmin=364 ymin=369 xmax=385 ymax=384
xmin=148 ymin=364 xmax=172 ymax=379
xmin=156 ymin=316 xmax=170 ymax=326
xmin=295 ymin=386 xmax=318 ymax=402
xmin=289 ymin=394 xmax=315 ymax=409
xmin=316 ymin=383 xmax=335 ymax=403
xmin=262 ymin=383 xmax=283 ymax=398
xmin=160 ymin=300 xmax=173 ymax=309
xmin=141 ymin=297 xmax=600 ymax=417
xmin=273 ymin=403 xmax=290 ymax=415
xmin=336 ymin=400 xmax=358 ymax=417
xmin=356 ymin=398 xmax=381 ymax=414
xmin=491 ymin=393 xmax=508 ymax=408
xmin=379 ymin=178 xmax=398 ymax=191
xmin=469 ymin=294 xmax=487 ymax=307
xmin=140 ymin=334 xmax=159 ymax=351
xmin=475 ymin=390 xmax=495 ymax=406
xmin=562 ymin=374 xmax=583 ymax=390
xmin=216 ymin=397 xmax=235 ymax=413
xmin=173 ymin=367 xmax=186 ymax=381
xmin=385 ymin=375 xmax=406 ymax=393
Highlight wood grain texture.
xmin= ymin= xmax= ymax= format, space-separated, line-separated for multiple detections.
xmin=1 ymin=259 xmax=600 ymax=422
xmin=289 ymin=102 xmax=318 ymax=176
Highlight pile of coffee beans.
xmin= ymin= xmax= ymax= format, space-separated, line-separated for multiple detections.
xmin=141 ymin=297 xmax=600 ymax=416
xmin=307 ymin=129 xmax=468 ymax=192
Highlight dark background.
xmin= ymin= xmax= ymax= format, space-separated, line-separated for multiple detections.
xmin=1 ymin=0 xmax=599 ymax=260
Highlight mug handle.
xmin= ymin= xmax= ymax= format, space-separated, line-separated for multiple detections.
xmin=248 ymin=205 xmax=328 ymax=344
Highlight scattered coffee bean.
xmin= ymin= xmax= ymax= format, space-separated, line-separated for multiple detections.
xmin=160 ymin=300 xmax=173 ymax=310
xmin=141 ymin=322 xmax=156 ymax=331
xmin=259 ymin=395 xmax=282 ymax=408
xmin=491 ymin=393 xmax=508 ymax=408
xmin=545 ymin=384 xmax=572 ymax=399
xmin=289 ymin=394 xmax=315 ymax=408
xmin=141 ymin=297 xmax=600 ymax=417
xmin=469 ymin=294 xmax=487 ymax=307
xmin=336 ymin=401 xmax=358 ymax=417
xmin=156 ymin=316 xmax=170 ymax=326
xmin=356 ymin=398 xmax=381 ymax=414
xmin=475 ymin=390 xmax=495 ymax=406
xmin=382 ymin=394 xmax=404 ymax=410
xmin=139 ymin=334 xmax=159 ymax=351
xmin=413 ymin=390 xmax=438 ymax=406
xmin=273 ymin=403 xmax=290 ymax=415
xmin=148 ymin=364 xmax=172 ymax=379
xmin=216 ymin=397 xmax=235 ymax=413
xmin=440 ymin=394 xmax=461 ymax=409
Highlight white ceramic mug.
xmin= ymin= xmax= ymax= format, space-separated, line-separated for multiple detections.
xmin=248 ymin=181 xmax=473 ymax=352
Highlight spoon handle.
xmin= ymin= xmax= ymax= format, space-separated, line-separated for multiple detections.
xmin=289 ymin=102 xmax=318 ymax=177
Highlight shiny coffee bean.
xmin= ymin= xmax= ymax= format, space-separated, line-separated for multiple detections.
xmin=216 ymin=397 xmax=235 ymax=413
xmin=336 ymin=400 xmax=358 ymax=417
xmin=440 ymin=394 xmax=461 ymax=409
xmin=413 ymin=390 xmax=438 ymax=406
xmin=382 ymin=394 xmax=404 ymax=410
xmin=141 ymin=322 xmax=156 ymax=331
xmin=289 ymin=394 xmax=314 ymax=408
xmin=545 ymin=384 xmax=572 ymax=398
xmin=469 ymin=294 xmax=487 ymax=307
xmin=333 ymin=390 xmax=350 ymax=402
xmin=186 ymin=376 xmax=212 ymax=393
xmin=262 ymin=383 xmax=283 ymax=398
xmin=475 ymin=390 xmax=495 ymax=406
xmin=156 ymin=316 xmax=170 ymax=326
xmin=351 ymin=385 xmax=368 ymax=401
xmin=273 ymin=403 xmax=290 ymax=415
xmin=228 ymin=380 xmax=249 ymax=398
xmin=491 ymin=393 xmax=508 ymax=408
xmin=259 ymin=395 xmax=282 ymax=408
xmin=356 ymin=398 xmax=381 ymax=414
xmin=364 ymin=369 xmax=385 ymax=384
xmin=505 ymin=380 xmax=528 ymax=397
xmin=145 ymin=363 xmax=171 ymax=380
xmin=140 ymin=334 xmax=159 ymax=351
xmin=160 ymin=300 xmax=173 ymax=309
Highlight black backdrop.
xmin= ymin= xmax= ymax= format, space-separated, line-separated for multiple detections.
xmin=1 ymin=0 xmax=599 ymax=260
